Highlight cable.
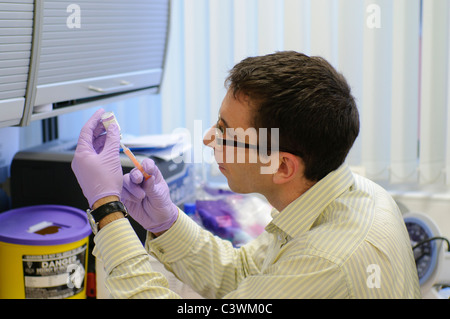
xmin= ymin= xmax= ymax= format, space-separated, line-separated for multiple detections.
xmin=412 ymin=236 xmax=450 ymax=252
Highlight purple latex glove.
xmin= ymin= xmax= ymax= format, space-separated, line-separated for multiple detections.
xmin=122 ymin=158 xmax=178 ymax=233
xmin=71 ymin=108 xmax=123 ymax=208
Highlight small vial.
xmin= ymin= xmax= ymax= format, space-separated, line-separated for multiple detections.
xmin=101 ymin=111 xmax=122 ymax=138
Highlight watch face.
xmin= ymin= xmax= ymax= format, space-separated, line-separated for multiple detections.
xmin=87 ymin=211 xmax=98 ymax=235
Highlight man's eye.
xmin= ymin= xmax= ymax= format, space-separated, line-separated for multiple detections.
xmin=216 ymin=123 xmax=225 ymax=134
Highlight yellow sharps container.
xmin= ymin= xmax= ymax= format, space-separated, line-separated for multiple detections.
xmin=0 ymin=205 xmax=91 ymax=299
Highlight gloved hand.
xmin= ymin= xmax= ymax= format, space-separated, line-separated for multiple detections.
xmin=71 ymin=108 xmax=123 ymax=208
xmin=122 ymin=158 xmax=178 ymax=233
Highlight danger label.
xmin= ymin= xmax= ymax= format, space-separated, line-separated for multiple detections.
xmin=22 ymin=244 xmax=87 ymax=299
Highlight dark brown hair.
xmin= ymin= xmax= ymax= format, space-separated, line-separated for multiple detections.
xmin=225 ymin=51 xmax=359 ymax=181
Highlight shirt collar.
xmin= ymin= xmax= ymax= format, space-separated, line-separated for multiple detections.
xmin=265 ymin=164 xmax=355 ymax=238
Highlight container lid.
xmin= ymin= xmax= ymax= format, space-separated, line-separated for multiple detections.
xmin=0 ymin=205 xmax=91 ymax=245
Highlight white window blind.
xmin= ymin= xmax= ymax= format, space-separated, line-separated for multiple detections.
xmin=161 ymin=0 xmax=450 ymax=187
xmin=420 ymin=0 xmax=449 ymax=185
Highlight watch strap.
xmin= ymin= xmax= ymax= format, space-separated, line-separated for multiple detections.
xmin=90 ymin=201 xmax=128 ymax=223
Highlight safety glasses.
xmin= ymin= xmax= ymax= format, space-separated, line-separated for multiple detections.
xmin=214 ymin=125 xmax=259 ymax=151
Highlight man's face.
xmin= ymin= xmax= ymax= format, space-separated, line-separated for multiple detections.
xmin=203 ymin=90 xmax=275 ymax=195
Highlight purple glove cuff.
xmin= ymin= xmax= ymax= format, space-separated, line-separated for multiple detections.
xmin=87 ymin=191 xmax=121 ymax=209
xmin=146 ymin=205 xmax=179 ymax=233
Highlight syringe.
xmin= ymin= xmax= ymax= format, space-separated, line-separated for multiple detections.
xmin=101 ymin=112 xmax=151 ymax=181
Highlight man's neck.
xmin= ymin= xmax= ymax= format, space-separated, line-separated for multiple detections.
xmin=264 ymin=179 xmax=316 ymax=212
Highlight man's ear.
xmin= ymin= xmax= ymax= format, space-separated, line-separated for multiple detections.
xmin=272 ymin=153 xmax=301 ymax=185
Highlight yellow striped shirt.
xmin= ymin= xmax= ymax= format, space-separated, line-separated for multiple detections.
xmin=93 ymin=164 xmax=421 ymax=298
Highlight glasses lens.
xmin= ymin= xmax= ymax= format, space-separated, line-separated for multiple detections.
xmin=214 ymin=127 xmax=223 ymax=148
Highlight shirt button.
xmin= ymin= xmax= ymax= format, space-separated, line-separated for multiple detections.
xmin=158 ymin=248 xmax=165 ymax=254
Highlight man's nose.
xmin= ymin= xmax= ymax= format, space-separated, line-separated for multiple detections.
xmin=203 ymin=125 xmax=216 ymax=148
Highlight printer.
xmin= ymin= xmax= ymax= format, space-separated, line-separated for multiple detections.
xmin=10 ymin=139 xmax=195 ymax=243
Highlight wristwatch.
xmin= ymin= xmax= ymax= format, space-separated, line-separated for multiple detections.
xmin=86 ymin=201 xmax=128 ymax=235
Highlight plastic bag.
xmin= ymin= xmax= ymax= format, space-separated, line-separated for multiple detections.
xmin=188 ymin=185 xmax=272 ymax=247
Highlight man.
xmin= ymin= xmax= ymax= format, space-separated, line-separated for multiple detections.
xmin=72 ymin=51 xmax=421 ymax=298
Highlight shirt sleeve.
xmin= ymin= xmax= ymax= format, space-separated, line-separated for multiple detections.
xmin=92 ymin=218 xmax=181 ymax=299
xmin=147 ymin=211 xmax=269 ymax=298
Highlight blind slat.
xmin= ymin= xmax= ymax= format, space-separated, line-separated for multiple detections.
xmin=361 ymin=0 xmax=393 ymax=181
xmin=283 ymin=0 xmax=310 ymax=53
xmin=232 ymin=0 xmax=258 ymax=64
xmin=209 ymin=0 xmax=233 ymax=126
xmin=310 ymin=0 xmax=338 ymax=65
xmin=182 ymin=0 xmax=210 ymax=137
xmin=257 ymin=0 xmax=284 ymax=55
xmin=419 ymin=0 xmax=449 ymax=184
xmin=337 ymin=0 xmax=364 ymax=167
xmin=390 ymin=0 xmax=420 ymax=183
